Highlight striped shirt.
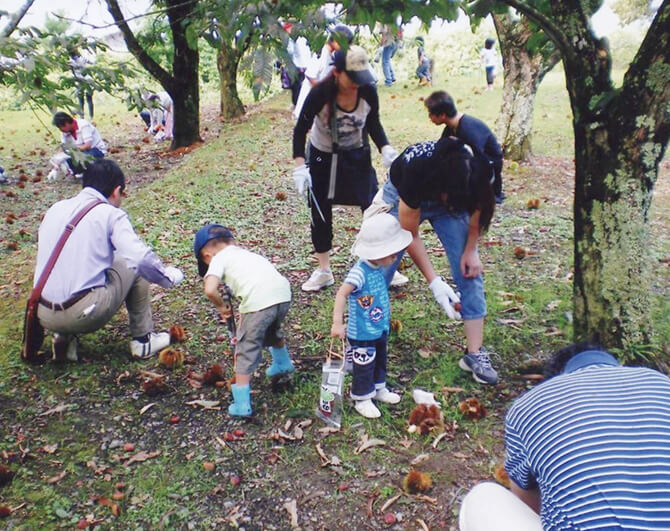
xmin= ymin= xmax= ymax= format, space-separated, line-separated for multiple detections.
xmin=344 ymin=260 xmax=389 ymax=341
xmin=505 ymin=352 xmax=670 ymax=530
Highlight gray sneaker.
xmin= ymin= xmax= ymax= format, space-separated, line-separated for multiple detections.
xmin=459 ymin=349 xmax=499 ymax=385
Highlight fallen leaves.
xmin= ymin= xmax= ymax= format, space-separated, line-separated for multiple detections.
xmin=185 ymin=399 xmax=221 ymax=410
xmin=45 ymin=470 xmax=67 ymax=484
xmin=283 ymin=499 xmax=298 ymax=528
xmin=315 ymin=443 xmax=342 ymax=467
xmin=123 ymin=450 xmax=161 ymax=467
xmin=39 ymin=403 xmax=77 ymax=416
xmin=95 ymin=495 xmax=120 ymax=517
xmin=354 ymin=434 xmax=386 ymax=455
xmin=141 ymin=376 xmax=168 ymax=396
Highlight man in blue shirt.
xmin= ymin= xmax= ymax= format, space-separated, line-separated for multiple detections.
xmin=459 ymin=343 xmax=670 ymax=531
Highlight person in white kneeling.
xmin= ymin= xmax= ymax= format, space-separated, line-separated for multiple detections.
xmin=34 ymin=159 xmax=183 ymax=362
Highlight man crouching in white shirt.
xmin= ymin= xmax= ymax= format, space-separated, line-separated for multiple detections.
xmin=34 ymin=159 xmax=184 ymax=361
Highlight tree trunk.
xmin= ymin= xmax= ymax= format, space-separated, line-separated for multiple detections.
xmin=106 ymin=0 xmax=201 ymax=150
xmin=552 ymin=3 xmax=668 ymax=351
xmin=493 ymin=14 xmax=560 ymax=162
xmin=217 ymin=44 xmax=245 ymax=120
xmin=572 ymin=121 xmax=654 ymax=349
xmin=166 ymin=0 xmax=201 ymax=149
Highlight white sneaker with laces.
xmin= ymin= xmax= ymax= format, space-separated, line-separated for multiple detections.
xmin=130 ymin=331 xmax=170 ymax=360
xmin=375 ymin=387 xmax=400 ymax=404
xmin=390 ymin=271 xmax=409 ymax=287
xmin=355 ymin=399 xmax=381 ymax=418
xmin=301 ymin=268 xmax=334 ymax=292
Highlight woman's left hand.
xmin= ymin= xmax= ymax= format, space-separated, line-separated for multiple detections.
xmin=460 ymin=249 xmax=482 ymax=278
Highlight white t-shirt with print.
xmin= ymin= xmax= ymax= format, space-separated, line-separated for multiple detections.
xmin=205 ymin=245 xmax=291 ymax=313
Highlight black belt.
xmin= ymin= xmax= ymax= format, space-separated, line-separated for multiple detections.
xmin=39 ymin=289 xmax=92 ymax=311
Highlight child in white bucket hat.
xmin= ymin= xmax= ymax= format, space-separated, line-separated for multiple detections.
xmin=331 ymin=213 xmax=412 ymax=419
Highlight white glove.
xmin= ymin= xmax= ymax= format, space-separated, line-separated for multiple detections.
xmin=164 ymin=266 xmax=184 ymax=287
xmin=381 ymin=145 xmax=398 ymax=169
xmin=429 ymin=276 xmax=461 ymax=320
xmin=292 ymin=163 xmax=311 ymax=196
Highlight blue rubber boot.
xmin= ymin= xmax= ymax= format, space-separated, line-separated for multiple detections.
xmin=228 ymin=384 xmax=252 ymax=416
xmin=266 ymin=346 xmax=295 ymax=377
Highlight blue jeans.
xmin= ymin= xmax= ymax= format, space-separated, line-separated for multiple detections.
xmin=380 ymin=180 xmax=487 ymax=321
xmin=66 ymin=147 xmax=105 ymax=174
xmin=382 ymin=44 xmax=396 ymax=85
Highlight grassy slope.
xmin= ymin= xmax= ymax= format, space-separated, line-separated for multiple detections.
xmin=0 ymin=69 xmax=668 ymax=529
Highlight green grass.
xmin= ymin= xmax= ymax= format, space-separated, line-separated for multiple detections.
xmin=0 ymin=68 xmax=667 ymax=528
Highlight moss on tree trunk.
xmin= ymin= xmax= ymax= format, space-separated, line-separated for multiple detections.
xmin=217 ymin=45 xmax=245 ymax=120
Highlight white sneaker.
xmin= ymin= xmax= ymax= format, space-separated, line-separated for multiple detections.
xmin=355 ymin=399 xmax=381 ymax=418
xmin=130 ymin=332 xmax=170 ymax=360
xmin=301 ymin=268 xmax=334 ymax=292
xmin=46 ymin=169 xmax=59 ymax=182
xmin=390 ymin=271 xmax=409 ymax=287
xmin=375 ymin=387 xmax=400 ymax=404
xmin=52 ymin=334 xmax=78 ymax=362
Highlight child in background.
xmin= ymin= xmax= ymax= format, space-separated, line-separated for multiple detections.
xmin=416 ymin=37 xmax=433 ymax=86
xmin=481 ymin=38 xmax=497 ymax=91
xmin=194 ymin=224 xmax=294 ymax=417
xmin=331 ymin=214 xmax=412 ymax=419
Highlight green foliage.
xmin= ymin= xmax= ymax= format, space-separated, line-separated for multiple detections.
xmin=612 ymin=0 xmax=657 ymax=25
xmin=0 ymin=26 xmax=137 ymax=114
xmin=136 ymin=14 xmax=174 ymax=70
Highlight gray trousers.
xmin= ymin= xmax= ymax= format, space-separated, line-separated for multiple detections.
xmin=38 ymin=258 xmax=153 ymax=339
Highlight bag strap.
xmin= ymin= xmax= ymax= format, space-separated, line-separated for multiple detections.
xmin=28 ymin=199 xmax=105 ymax=306
xmin=327 ymin=97 xmax=339 ymax=200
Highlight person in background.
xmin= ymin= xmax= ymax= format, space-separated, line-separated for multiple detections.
xmin=379 ymin=23 xmax=398 ymax=87
xmin=284 ymin=22 xmax=312 ymax=106
xmin=69 ymin=49 xmax=95 ymax=119
xmin=141 ymin=91 xmax=174 ymax=142
xmin=293 ymin=24 xmax=355 ymax=121
xmin=416 ymin=37 xmax=433 ymax=87
xmin=49 ymin=111 xmax=107 ymax=178
xmin=481 ymin=38 xmax=497 ymax=91
xmin=459 ymin=343 xmax=670 ymax=531
xmin=425 ymin=90 xmax=505 ymax=204
xmin=35 ymin=159 xmax=183 ymax=362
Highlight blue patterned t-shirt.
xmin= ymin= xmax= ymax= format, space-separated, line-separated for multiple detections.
xmin=344 ymin=260 xmax=389 ymax=341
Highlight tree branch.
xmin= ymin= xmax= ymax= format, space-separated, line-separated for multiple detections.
xmin=1 ymin=0 xmax=36 ymax=38
xmin=104 ymin=0 xmax=173 ymax=89
xmin=497 ymin=0 xmax=576 ymax=65
xmin=619 ymin=0 xmax=670 ymax=144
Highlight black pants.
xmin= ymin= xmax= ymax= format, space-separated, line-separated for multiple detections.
xmin=307 ymin=144 xmax=377 ymax=253
xmin=78 ymin=90 xmax=94 ymax=119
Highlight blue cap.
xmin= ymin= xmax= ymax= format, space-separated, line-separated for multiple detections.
xmin=193 ymin=224 xmax=234 ymax=277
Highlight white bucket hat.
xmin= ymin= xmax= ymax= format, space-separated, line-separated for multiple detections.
xmin=352 ymin=213 xmax=412 ymax=260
